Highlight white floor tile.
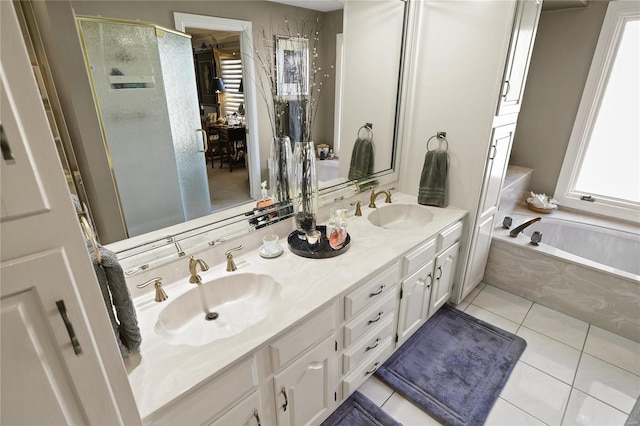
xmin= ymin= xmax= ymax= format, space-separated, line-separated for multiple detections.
xmin=485 ymin=398 xmax=546 ymax=426
xmin=584 ymin=326 xmax=640 ymax=376
xmin=463 ymin=283 xmax=485 ymax=303
xmin=523 ymin=304 xmax=589 ymax=350
xmin=472 ymin=285 xmax=533 ymax=324
xmin=516 ymin=326 xmax=581 ymax=384
xmin=381 ymin=393 xmax=442 ymax=426
xmin=454 ymin=300 xmax=470 ymax=311
xmin=500 ymin=361 xmax=571 ymax=425
xmin=562 ymin=389 xmax=628 ymax=426
xmin=574 ymin=353 xmax=640 ymax=414
xmin=358 ymin=376 xmax=394 ymax=407
xmin=465 ymin=304 xmax=520 ymax=334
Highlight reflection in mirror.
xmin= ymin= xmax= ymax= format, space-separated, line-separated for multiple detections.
xmin=24 ymin=0 xmax=408 ymax=271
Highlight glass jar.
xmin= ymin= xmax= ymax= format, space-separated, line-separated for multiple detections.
xmin=269 ymin=136 xmax=293 ymax=203
xmin=292 ymin=141 xmax=318 ymax=237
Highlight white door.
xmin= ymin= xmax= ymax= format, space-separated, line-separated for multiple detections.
xmin=273 ymin=335 xmax=337 ymax=426
xmin=496 ymin=0 xmax=543 ymax=116
xmin=429 ymin=242 xmax=460 ymax=316
xmin=397 ymin=260 xmax=434 ymax=344
xmin=0 ymin=2 xmax=140 ymax=423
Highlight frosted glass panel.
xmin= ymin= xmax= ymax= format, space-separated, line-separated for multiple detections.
xmin=80 ymin=21 xmax=186 ymax=236
xmin=575 ymin=20 xmax=640 ymax=203
xmin=157 ymin=30 xmax=211 ymax=220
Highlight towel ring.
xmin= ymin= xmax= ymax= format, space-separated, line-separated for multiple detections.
xmin=426 ymin=135 xmax=449 ymax=152
xmin=79 ymin=214 xmax=101 ymax=265
xmin=358 ymin=123 xmax=374 ymax=140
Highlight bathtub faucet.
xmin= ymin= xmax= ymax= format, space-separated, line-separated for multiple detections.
xmin=509 ymin=217 xmax=542 ymax=237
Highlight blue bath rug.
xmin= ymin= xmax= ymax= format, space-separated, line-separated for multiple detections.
xmin=375 ymin=305 xmax=526 ymax=426
xmin=321 ymin=391 xmax=402 ymax=426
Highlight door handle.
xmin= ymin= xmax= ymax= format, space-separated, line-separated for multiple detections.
xmin=489 ymin=143 xmax=497 ymax=160
xmin=196 ymin=129 xmax=208 ymax=153
xmin=502 ymin=80 xmax=511 ymax=98
xmin=55 ymin=300 xmax=83 ymax=356
xmin=436 ymin=266 xmax=443 ymax=280
xmin=280 ymin=387 xmax=288 ymax=412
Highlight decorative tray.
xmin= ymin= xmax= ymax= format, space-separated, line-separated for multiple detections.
xmin=287 ymin=225 xmax=351 ymax=259
xmin=527 ymin=203 xmax=556 ymax=214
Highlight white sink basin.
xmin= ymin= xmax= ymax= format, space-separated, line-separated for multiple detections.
xmin=155 ymin=273 xmax=282 ymax=346
xmin=367 ymin=204 xmax=434 ymax=230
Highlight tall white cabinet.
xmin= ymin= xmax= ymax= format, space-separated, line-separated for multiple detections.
xmin=456 ymin=0 xmax=542 ymax=302
xmin=0 ymin=2 xmax=140 ymax=424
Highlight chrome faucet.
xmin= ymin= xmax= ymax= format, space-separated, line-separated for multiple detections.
xmin=509 ymin=217 xmax=541 ymax=237
xmin=369 ymin=187 xmax=394 ymax=208
xmin=188 ymin=256 xmax=209 ymax=284
xmin=225 ymin=245 xmax=244 ymax=272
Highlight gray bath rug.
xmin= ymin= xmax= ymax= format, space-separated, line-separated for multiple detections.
xmin=320 ymin=391 xmax=402 ymax=426
xmin=375 ymin=305 xmax=526 ymax=426
xmin=626 ymin=396 xmax=640 ymax=426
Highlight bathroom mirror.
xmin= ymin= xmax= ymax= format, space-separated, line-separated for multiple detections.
xmin=29 ymin=0 xmax=408 ymax=271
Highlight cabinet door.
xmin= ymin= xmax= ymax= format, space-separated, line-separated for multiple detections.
xmin=462 ymin=212 xmax=496 ymax=300
xmin=1 ymin=2 xmax=138 ymax=423
xmin=210 ymin=391 xmax=262 ymax=426
xmin=429 ymin=242 xmax=460 ymax=317
xmin=496 ymin=0 xmax=542 ymax=116
xmin=480 ymin=124 xmax=516 ymax=216
xmin=397 ymin=260 xmax=434 ymax=345
xmin=273 ymin=335 xmax=337 ymax=426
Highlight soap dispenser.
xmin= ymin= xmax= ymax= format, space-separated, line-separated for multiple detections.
xmin=329 ymin=209 xmax=348 ymax=250
xmin=256 ymin=181 xmax=274 ymax=209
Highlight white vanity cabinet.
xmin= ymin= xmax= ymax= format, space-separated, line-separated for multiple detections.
xmin=397 ymin=221 xmax=463 ymax=345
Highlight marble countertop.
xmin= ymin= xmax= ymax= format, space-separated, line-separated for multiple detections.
xmin=124 ymin=193 xmax=467 ymax=420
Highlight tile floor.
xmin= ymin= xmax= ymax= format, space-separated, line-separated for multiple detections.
xmin=359 ymin=284 xmax=640 ymax=426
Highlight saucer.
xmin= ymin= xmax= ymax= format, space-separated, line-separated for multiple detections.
xmin=259 ymin=244 xmax=284 ymax=259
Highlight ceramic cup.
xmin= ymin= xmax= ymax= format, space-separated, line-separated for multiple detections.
xmin=305 ymin=230 xmax=322 ymax=245
xmin=262 ymin=234 xmax=280 ymax=255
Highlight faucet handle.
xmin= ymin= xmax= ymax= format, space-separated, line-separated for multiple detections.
xmin=225 ymin=245 xmax=243 ymax=272
xmin=136 ymin=277 xmax=168 ymax=302
xmin=350 ymin=200 xmax=362 ymax=216
xmin=384 ymin=187 xmax=395 ymax=203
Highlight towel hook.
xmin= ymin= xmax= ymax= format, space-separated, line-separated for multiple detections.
xmin=426 ymin=132 xmax=449 ymax=152
xmin=79 ymin=213 xmax=101 ymax=265
xmin=357 ymin=123 xmax=374 ymax=141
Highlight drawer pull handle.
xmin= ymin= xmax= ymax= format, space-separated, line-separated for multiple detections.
xmin=280 ymin=387 xmax=288 ymax=412
xmin=367 ymin=312 xmax=383 ymax=325
xmin=436 ymin=266 xmax=443 ymax=280
xmin=365 ymin=362 xmax=380 ymax=375
xmin=253 ymin=409 xmax=261 ymax=426
xmin=369 ymin=285 xmax=385 ymax=297
xmin=55 ymin=300 xmax=83 ymax=356
xmin=366 ymin=338 xmax=381 ymax=352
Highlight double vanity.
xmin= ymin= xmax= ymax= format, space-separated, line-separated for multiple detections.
xmin=126 ymin=193 xmax=466 ymax=425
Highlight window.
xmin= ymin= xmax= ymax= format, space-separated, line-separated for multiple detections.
xmin=555 ymin=1 xmax=640 ymax=223
xmin=220 ymin=56 xmax=244 ymax=116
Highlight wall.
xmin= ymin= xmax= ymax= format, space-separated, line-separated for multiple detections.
xmin=509 ymin=1 xmax=609 ymax=196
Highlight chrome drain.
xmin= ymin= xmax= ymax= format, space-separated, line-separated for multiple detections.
xmin=205 ymin=312 xmax=219 ymax=321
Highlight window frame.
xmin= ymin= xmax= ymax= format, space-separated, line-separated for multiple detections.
xmin=554 ymin=0 xmax=640 ymax=223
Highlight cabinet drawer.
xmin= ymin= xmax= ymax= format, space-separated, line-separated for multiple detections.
xmin=344 ymin=291 xmax=396 ymax=347
xmin=209 ymin=390 xmax=261 ymax=426
xmin=343 ymin=315 xmax=394 ymax=374
xmin=402 ymin=238 xmax=436 ymax=277
xmin=342 ymin=338 xmax=393 ymax=397
xmin=344 ymin=263 xmax=399 ymax=320
xmin=152 ymin=356 xmax=257 ymax=426
xmin=269 ymin=302 xmax=336 ymax=372
xmin=437 ymin=221 xmax=463 ymax=252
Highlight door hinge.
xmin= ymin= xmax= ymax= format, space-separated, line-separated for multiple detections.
xmin=334 ymin=392 xmax=337 ymax=402
xmin=399 ymin=285 xmax=403 ymax=299
xmin=334 ymin=340 xmax=338 ymax=352
xmin=395 ymin=333 xmax=399 ymax=343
